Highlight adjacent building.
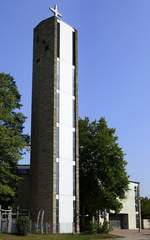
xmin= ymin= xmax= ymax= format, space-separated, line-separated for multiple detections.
xmin=109 ymin=181 xmax=141 ymax=230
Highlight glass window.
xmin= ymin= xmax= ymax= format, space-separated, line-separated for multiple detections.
xmin=73 ymin=165 xmax=76 ymax=196
xmin=134 ymin=186 xmax=138 ymax=198
xmin=72 ymin=99 xmax=76 ymax=128
xmin=57 ymin=23 xmax=60 ymax=58
xmin=56 ymin=199 xmax=59 ymax=232
xmin=136 ymin=214 xmax=139 ymax=228
xmin=56 ymin=92 xmax=59 ymax=123
xmin=57 ymin=60 xmax=60 ymax=90
xmin=72 ymin=31 xmax=76 ymax=65
xmin=56 ymin=126 xmax=59 ymax=158
xmin=56 ymin=162 xmax=59 ymax=195
xmin=73 ymin=200 xmax=76 ymax=223
xmin=72 ymin=67 xmax=75 ymax=96
xmin=17 ymin=168 xmax=30 ymax=175
xmin=135 ymin=201 xmax=139 ymax=212
xmin=73 ymin=131 xmax=76 ymax=161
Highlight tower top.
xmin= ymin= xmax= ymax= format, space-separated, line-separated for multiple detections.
xmin=49 ymin=4 xmax=62 ymax=18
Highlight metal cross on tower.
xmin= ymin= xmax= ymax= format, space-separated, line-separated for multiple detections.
xmin=49 ymin=4 xmax=62 ymax=18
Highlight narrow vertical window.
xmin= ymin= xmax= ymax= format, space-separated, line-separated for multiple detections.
xmin=56 ymin=162 xmax=59 ymax=194
xmin=56 ymin=126 xmax=59 ymax=158
xmin=57 ymin=23 xmax=60 ymax=58
xmin=73 ymin=165 xmax=76 ymax=196
xmin=57 ymin=60 xmax=60 ymax=90
xmin=72 ymin=67 xmax=75 ymax=96
xmin=56 ymin=199 xmax=59 ymax=232
xmin=136 ymin=214 xmax=139 ymax=228
xmin=73 ymin=131 xmax=76 ymax=161
xmin=72 ymin=99 xmax=76 ymax=128
xmin=72 ymin=31 xmax=76 ymax=65
xmin=73 ymin=200 xmax=76 ymax=224
xmin=56 ymin=92 xmax=59 ymax=123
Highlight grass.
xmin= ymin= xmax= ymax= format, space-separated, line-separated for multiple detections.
xmin=0 ymin=233 xmax=121 ymax=240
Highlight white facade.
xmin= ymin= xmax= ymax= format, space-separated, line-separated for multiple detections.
xmin=57 ymin=20 xmax=75 ymax=233
xmin=120 ymin=182 xmax=139 ymax=229
xmin=109 ymin=181 xmax=140 ymax=230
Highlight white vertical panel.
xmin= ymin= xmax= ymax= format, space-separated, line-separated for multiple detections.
xmin=59 ymin=92 xmax=73 ymax=128
xmin=59 ymin=196 xmax=73 ymax=233
xmin=60 ymin=61 xmax=72 ymax=95
xmin=59 ymin=125 xmax=73 ymax=159
xmin=58 ymin=20 xmax=74 ymax=233
xmin=59 ymin=160 xmax=73 ymax=195
xmin=120 ymin=182 xmax=137 ymax=229
xmin=60 ymin=21 xmax=73 ymax=64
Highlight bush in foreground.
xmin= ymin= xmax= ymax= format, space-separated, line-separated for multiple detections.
xmin=16 ymin=216 xmax=30 ymax=236
xmin=86 ymin=220 xmax=111 ymax=234
xmin=97 ymin=220 xmax=110 ymax=234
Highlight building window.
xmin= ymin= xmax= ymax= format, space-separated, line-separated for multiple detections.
xmin=73 ymin=165 xmax=76 ymax=196
xmin=56 ymin=199 xmax=59 ymax=232
xmin=56 ymin=92 xmax=59 ymax=123
xmin=56 ymin=162 xmax=59 ymax=195
xmin=72 ymin=31 xmax=76 ymax=66
xmin=135 ymin=201 xmax=139 ymax=212
xmin=73 ymin=131 xmax=76 ymax=161
xmin=57 ymin=23 xmax=60 ymax=58
xmin=17 ymin=168 xmax=30 ymax=175
xmin=134 ymin=186 xmax=138 ymax=198
xmin=136 ymin=214 xmax=139 ymax=228
xmin=73 ymin=200 xmax=76 ymax=224
xmin=57 ymin=60 xmax=60 ymax=90
xmin=72 ymin=99 xmax=76 ymax=128
xmin=134 ymin=185 xmax=139 ymax=212
xmin=72 ymin=67 xmax=75 ymax=96
xmin=56 ymin=126 xmax=59 ymax=158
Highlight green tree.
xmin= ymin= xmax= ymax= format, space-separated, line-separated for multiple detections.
xmin=0 ymin=73 xmax=29 ymax=207
xmin=79 ymin=117 xmax=129 ymax=219
xmin=141 ymin=197 xmax=150 ymax=219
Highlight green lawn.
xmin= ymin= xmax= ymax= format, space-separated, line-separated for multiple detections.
xmin=0 ymin=233 xmax=121 ymax=240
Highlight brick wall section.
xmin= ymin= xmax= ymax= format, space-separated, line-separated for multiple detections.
xmin=17 ymin=174 xmax=31 ymax=209
xmin=30 ymin=16 xmax=57 ymax=226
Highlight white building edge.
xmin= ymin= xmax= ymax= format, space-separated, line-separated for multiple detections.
xmin=100 ymin=181 xmax=141 ymax=230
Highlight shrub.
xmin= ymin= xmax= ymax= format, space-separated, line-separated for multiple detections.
xmin=84 ymin=219 xmax=111 ymax=234
xmin=16 ymin=216 xmax=30 ymax=235
xmin=97 ymin=220 xmax=110 ymax=234
xmin=85 ymin=221 xmax=98 ymax=234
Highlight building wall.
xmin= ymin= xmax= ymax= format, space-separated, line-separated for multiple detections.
xmin=30 ymin=16 xmax=79 ymax=233
xmin=30 ymin=16 xmax=57 ymax=227
xmin=17 ymin=167 xmax=30 ymax=209
xmin=119 ymin=182 xmax=138 ymax=229
xmin=109 ymin=181 xmax=140 ymax=230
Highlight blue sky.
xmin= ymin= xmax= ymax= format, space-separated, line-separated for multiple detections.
xmin=0 ymin=0 xmax=150 ymax=197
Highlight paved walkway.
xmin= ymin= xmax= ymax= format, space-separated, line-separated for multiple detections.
xmin=112 ymin=229 xmax=150 ymax=240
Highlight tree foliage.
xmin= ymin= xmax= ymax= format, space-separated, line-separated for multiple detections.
xmin=141 ymin=197 xmax=150 ymax=219
xmin=0 ymin=73 xmax=29 ymax=207
xmin=79 ymin=117 xmax=129 ymax=218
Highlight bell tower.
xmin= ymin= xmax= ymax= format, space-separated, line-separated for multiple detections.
xmin=30 ymin=6 xmax=79 ymax=233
